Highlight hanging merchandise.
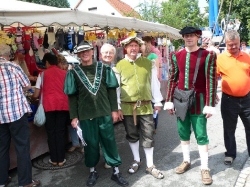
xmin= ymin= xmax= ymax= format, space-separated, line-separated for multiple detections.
xmin=47 ymin=26 xmax=55 ymax=47
xmin=0 ymin=30 xmax=16 ymax=60
xmin=43 ymin=29 xmax=49 ymax=49
xmin=23 ymin=29 xmax=31 ymax=52
xmin=77 ymin=27 xmax=84 ymax=45
xmin=32 ymin=31 xmax=40 ymax=51
xmin=55 ymin=28 xmax=65 ymax=50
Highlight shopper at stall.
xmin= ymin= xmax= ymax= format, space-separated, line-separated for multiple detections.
xmin=33 ymin=53 xmax=69 ymax=167
xmin=68 ymin=41 xmax=128 ymax=186
xmin=0 ymin=44 xmax=40 ymax=187
xmin=13 ymin=52 xmax=37 ymax=84
xmin=140 ymin=42 xmax=160 ymax=134
xmin=164 ymin=26 xmax=217 ymax=185
xmin=56 ymin=53 xmax=84 ymax=153
xmin=113 ymin=36 xmax=164 ymax=179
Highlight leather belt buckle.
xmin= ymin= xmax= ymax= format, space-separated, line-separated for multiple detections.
xmin=136 ymin=100 xmax=141 ymax=108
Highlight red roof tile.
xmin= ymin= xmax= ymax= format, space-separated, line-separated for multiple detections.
xmin=106 ymin=0 xmax=140 ymax=18
xmin=74 ymin=0 xmax=140 ymax=18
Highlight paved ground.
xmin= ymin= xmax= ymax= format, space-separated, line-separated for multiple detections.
xmin=7 ymin=85 xmax=250 ymax=187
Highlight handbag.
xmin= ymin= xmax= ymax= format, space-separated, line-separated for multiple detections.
xmin=173 ymin=49 xmax=202 ymax=121
xmin=64 ymin=69 xmax=77 ymax=95
xmin=34 ymin=72 xmax=46 ymax=127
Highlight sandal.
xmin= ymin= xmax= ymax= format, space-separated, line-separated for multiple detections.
xmin=224 ymin=156 xmax=234 ymax=165
xmin=146 ymin=165 xmax=164 ymax=179
xmin=48 ymin=159 xmax=57 ymax=166
xmin=128 ymin=160 xmax=141 ymax=174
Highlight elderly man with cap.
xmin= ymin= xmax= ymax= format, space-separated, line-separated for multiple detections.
xmin=67 ymin=41 xmax=128 ymax=186
xmin=113 ymin=36 xmax=164 ymax=179
xmin=164 ymin=26 xmax=217 ymax=185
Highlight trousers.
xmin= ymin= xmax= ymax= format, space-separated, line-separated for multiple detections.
xmin=80 ymin=115 xmax=121 ymax=167
xmin=177 ymin=111 xmax=209 ymax=145
xmin=45 ymin=111 xmax=69 ymax=162
xmin=221 ymin=92 xmax=250 ymax=159
xmin=123 ymin=114 xmax=154 ymax=148
xmin=0 ymin=114 xmax=32 ymax=186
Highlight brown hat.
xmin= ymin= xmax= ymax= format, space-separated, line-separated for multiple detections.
xmin=120 ymin=36 xmax=144 ymax=46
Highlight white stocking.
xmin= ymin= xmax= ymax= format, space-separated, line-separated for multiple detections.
xmin=198 ymin=145 xmax=209 ymax=170
xmin=129 ymin=141 xmax=140 ymax=162
xmin=144 ymin=147 xmax=154 ymax=168
xmin=182 ymin=144 xmax=190 ymax=163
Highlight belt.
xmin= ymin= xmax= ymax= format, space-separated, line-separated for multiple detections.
xmin=122 ymin=100 xmax=151 ymax=125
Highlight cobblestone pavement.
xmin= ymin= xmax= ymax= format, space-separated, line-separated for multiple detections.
xmin=6 ymin=82 xmax=250 ymax=187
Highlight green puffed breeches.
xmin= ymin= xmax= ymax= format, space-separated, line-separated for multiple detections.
xmin=177 ymin=112 xmax=209 ymax=145
xmin=80 ymin=115 xmax=122 ymax=167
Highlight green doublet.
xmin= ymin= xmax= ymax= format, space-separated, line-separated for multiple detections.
xmin=115 ymin=57 xmax=153 ymax=115
xmin=68 ymin=62 xmax=118 ymax=120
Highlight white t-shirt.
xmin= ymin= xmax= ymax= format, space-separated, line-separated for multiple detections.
xmin=35 ymin=74 xmax=42 ymax=89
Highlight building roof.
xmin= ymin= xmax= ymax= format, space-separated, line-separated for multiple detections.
xmin=74 ymin=0 xmax=140 ymax=18
xmin=106 ymin=0 xmax=140 ymax=18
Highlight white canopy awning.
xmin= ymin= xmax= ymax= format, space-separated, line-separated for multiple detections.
xmin=0 ymin=0 xmax=181 ymax=39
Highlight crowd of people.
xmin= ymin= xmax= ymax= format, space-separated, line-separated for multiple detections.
xmin=0 ymin=25 xmax=250 ymax=187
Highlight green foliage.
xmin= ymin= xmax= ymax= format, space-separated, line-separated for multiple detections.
xmin=137 ymin=0 xmax=208 ymax=49
xmin=20 ymin=0 xmax=70 ymax=8
xmin=136 ymin=0 xmax=162 ymax=22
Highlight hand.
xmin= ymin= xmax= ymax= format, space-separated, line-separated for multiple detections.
xmin=112 ymin=111 xmax=119 ymax=123
xmin=215 ymin=94 xmax=220 ymax=104
xmin=154 ymin=106 xmax=161 ymax=113
xmin=168 ymin=109 xmax=175 ymax=115
xmin=71 ymin=118 xmax=78 ymax=128
xmin=205 ymin=113 xmax=212 ymax=118
xmin=118 ymin=110 xmax=124 ymax=121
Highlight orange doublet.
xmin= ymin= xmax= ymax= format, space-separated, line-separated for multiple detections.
xmin=217 ymin=51 xmax=250 ymax=97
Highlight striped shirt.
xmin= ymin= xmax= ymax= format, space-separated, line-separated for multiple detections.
xmin=0 ymin=60 xmax=31 ymax=124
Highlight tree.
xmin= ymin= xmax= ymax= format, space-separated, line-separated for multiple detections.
xmin=136 ymin=0 xmax=162 ymax=22
xmin=137 ymin=0 xmax=208 ymax=48
xmin=159 ymin=0 xmax=207 ymax=29
xmin=20 ymin=0 xmax=70 ymax=8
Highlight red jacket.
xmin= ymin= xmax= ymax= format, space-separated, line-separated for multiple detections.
xmin=42 ymin=65 xmax=69 ymax=112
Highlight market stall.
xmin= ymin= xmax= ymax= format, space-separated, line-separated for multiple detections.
xmin=0 ymin=0 xmax=181 ymax=169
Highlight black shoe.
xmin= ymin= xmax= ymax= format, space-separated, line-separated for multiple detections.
xmin=86 ymin=171 xmax=99 ymax=186
xmin=111 ymin=173 xmax=129 ymax=186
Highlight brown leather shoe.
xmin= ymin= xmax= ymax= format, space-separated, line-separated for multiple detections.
xmin=175 ymin=161 xmax=191 ymax=174
xmin=201 ymin=169 xmax=213 ymax=185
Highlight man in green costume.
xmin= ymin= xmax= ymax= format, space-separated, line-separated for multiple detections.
xmin=68 ymin=41 xmax=128 ymax=187
xmin=113 ymin=37 xmax=164 ymax=179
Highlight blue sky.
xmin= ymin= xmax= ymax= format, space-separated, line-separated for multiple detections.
xmin=68 ymin=0 xmax=208 ymax=12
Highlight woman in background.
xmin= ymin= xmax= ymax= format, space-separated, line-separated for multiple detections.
xmin=32 ymin=53 xmax=69 ymax=167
